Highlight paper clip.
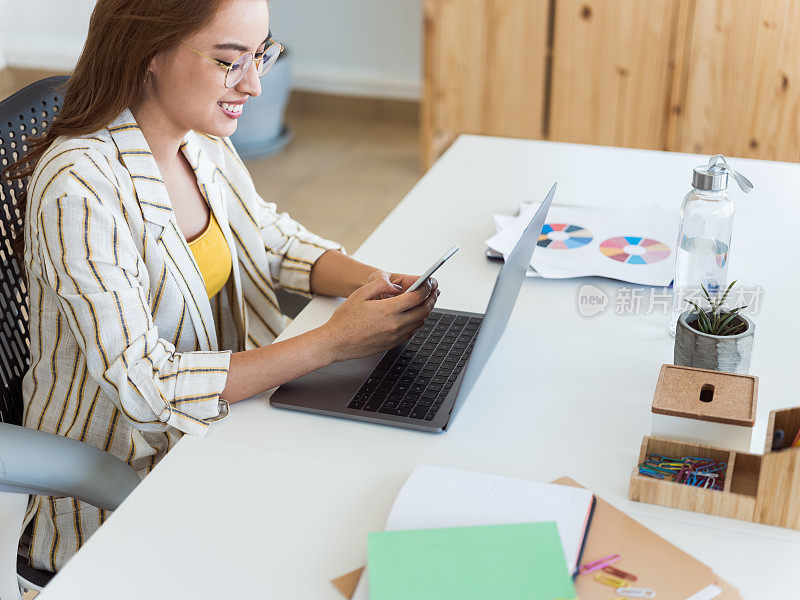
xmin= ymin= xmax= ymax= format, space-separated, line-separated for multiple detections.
xmin=616 ymin=587 xmax=656 ymax=598
xmin=640 ymin=453 xmax=727 ymax=492
xmin=594 ymin=572 xmax=628 ymax=587
xmin=638 ymin=467 xmax=666 ymax=479
xmin=603 ymin=565 xmax=637 ymax=582
xmin=578 ymin=553 xmax=620 ymax=574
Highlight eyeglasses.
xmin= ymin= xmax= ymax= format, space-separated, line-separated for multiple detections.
xmin=181 ymin=40 xmax=284 ymax=88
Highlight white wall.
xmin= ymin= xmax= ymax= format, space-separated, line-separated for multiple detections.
xmin=269 ymin=0 xmax=422 ymax=99
xmin=0 ymin=0 xmax=94 ymax=71
xmin=0 ymin=0 xmax=423 ymax=100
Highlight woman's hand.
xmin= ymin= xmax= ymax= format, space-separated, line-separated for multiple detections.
xmin=366 ymin=270 xmax=423 ymax=298
xmin=319 ymin=274 xmax=440 ymax=363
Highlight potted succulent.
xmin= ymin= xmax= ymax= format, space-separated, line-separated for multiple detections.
xmin=674 ymin=281 xmax=755 ymax=374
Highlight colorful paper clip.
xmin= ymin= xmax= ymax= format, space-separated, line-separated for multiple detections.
xmin=594 ymin=572 xmax=628 ymax=587
xmin=638 ymin=452 xmax=727 ymax=491
xmin=603 ymin=564 xmax=637 ymax=582
xmin=578 ymin=553 xmax=621 ymax=574
xmin=616 ymin=587 xmax=656 ymax=598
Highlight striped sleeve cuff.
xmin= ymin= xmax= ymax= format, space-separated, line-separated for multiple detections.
xmin=279 ymin=236 xmax=344 ymax=297
xmin=128 ymin=349 xmax=232 ymax=436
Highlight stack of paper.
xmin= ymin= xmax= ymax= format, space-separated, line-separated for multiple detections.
xmin=334 ymin=474 xmax=741 ymax=600
xmin=351 ymin=465 xmax=595 ymax=600
xmin=487 ymin=201 xmax=680 ymax=286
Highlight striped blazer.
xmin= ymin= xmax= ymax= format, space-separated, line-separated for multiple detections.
xmin=20 ymin=108 xmax=342 ymax=571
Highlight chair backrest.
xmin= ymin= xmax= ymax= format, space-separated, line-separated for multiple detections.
xmin=0 ymin=76 xmax=69 ymax=426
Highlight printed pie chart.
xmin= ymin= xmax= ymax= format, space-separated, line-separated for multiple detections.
xmin=599 ymin=236 xmax=671 ymax=265
xmin=538 ymin=223 xmax=593 ymax=249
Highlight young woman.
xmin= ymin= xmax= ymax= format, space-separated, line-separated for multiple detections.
xmin=6 ymin=0 xmax=438 ymax=572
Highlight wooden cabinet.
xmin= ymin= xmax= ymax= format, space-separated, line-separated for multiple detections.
xmin=549 ymin=0 xmax=682 ymax=151
xmin=668 ymin=0 xmax=800 ymax=159
xmin=422 ymin=0 xmax=800 ymax=169
xmin=421 ymin=0 xmax=550 ymax=168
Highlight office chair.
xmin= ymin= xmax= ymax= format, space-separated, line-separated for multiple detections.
xmin=0 ymin=77 xmax=140 ymax=600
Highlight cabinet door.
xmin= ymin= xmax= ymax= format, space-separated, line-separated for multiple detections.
xmin=667 ymin=0 xmax=800 ymax=162
xmin=549 ymin=0 xmax=683 ymax=150
xmin=422 ymin=0 xmax=550 ymax=169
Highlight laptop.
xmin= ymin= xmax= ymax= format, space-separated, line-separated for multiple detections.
xmin=270 ymin=183 xmax=556 ymax=432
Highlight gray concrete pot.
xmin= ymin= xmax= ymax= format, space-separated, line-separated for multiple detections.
xmin=674 ymin=310 xmax=755 ymax=374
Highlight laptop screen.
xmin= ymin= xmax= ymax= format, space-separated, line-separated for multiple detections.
xmin=449 ymin=183 xmax=556 ymax=420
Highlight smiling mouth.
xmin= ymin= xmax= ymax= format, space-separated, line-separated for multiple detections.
xmin=218 ymin=101 xmax=244 ymax=118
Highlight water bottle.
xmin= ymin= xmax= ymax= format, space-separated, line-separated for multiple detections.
xmin=669 ymin=155 xmax=753 ymax=336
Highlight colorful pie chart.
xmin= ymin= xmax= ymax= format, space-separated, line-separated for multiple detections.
xmin=599 ymin=236 xmax=671 ymax=265
xmin=538 ymin=223 xmax=593 ymax=249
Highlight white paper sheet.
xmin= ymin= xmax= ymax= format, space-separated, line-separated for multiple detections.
xmin=487 ymin=203 xmax=680 ymax=286
xmin=352 ymin=465 xmax=594 ymax=600
xmin=685 ymin=584 xmax=723 ymax=600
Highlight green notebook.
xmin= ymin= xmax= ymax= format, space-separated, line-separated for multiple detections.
xmin=367 ymin=521 xmax=577 ymax=600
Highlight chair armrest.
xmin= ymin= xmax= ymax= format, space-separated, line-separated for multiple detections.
xmin=0 ymin=423 xmax=140 ymax=510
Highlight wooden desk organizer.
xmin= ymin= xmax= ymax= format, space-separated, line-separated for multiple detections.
xmin=629 ymin=406 xmax=800 ymax=530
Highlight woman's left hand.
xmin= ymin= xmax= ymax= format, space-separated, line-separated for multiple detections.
xmin=366 ymin=270 xmax=422 ymax=298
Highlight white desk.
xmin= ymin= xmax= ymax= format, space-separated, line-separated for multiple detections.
xmin=41 ymin=137 xmax=800 ymax=599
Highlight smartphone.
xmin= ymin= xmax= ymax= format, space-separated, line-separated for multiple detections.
xmin=404 ymin=245 xmax=459 ymax=293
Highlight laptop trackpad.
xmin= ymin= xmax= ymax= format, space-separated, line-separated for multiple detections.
xmin=271 ymin=369 xmax=363 ymax=408
xmin=316 ymin=353 xmax=382 ymax=378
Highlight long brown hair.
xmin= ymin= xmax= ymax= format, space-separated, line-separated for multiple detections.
xmin=2 ymin=0 xmax=227 ymax=260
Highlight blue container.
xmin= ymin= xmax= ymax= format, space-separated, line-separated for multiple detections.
xmin=229 ymin=51 xmax=293 ymax=160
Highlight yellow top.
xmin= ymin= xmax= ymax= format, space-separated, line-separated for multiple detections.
xmin=187 ymin=211 xmax=232 ymax=299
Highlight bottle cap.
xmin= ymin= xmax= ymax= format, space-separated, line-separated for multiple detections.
xmin=692 ymin=164 xmax=728 ymax=191
xmin=692 ymin=154 xmax=754 ymax=193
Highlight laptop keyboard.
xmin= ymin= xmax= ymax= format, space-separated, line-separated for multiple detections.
xmin=346 ymin=312 xmax=482 ymax=421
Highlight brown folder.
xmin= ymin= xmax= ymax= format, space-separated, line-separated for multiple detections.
xmin=331 ymin=476 xmax=742 ymax=599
